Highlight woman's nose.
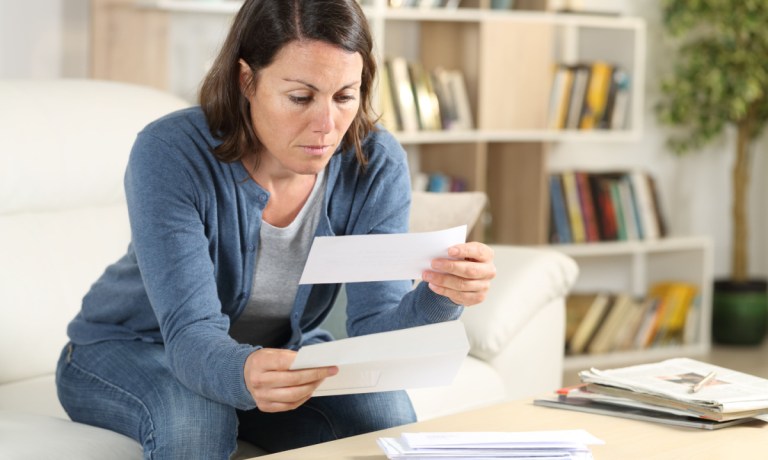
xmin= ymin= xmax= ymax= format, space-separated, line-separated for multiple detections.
xmin=312 ymin=101 xmax=334 ymax=134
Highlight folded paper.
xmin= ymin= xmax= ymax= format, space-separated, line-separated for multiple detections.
xmin=290 ymin=321 xmax=469 ymax=396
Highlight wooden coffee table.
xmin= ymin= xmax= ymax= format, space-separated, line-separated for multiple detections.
xmin=256 ymin=397 xmax=767 ymax=459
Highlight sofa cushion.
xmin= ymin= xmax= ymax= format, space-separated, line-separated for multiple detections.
xmin=461 ymin=246 xmax=578 ymax=361
xmin=0 ymin=410 xmax=142 ymax=460
xmin=0 ymin=374 xmax=267 ymax=458
xmin=0 ymin=205 xmax=130 ymax=384
xmin=0 ymin=375 xmax=67 ymax=419
xmin=407 ymin=356 xmax=506 ymax=421
xmin=0 ymin=80 xmax=189 ymax=215
xmin=409 ymin=191 xmax=487 ymax=234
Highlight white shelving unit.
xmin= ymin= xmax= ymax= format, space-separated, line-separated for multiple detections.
xmin=547 ymin=236 xmax=714 ymax=372
xmin=359 ymin=1 xmax=647 ymax=244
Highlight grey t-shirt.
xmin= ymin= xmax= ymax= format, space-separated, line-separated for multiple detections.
xmin=229 ymin=168 xmax=327 ymax=347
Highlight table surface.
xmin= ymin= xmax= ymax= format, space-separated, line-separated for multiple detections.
xmin=256 ymin=397 xmax=768 ymax=459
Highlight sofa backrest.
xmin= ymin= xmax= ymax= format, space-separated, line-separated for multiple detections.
xmin=0 ymin=80 xmax=189 ymax=384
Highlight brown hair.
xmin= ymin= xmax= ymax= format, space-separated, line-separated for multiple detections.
xmin=199 ymin=0 xmax=376 ymax=168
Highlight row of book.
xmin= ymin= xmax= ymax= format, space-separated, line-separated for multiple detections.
xmin=386 ymin=0 xmax=462 ymax=8
xmin=379 ymin=57 xmax=473 ymax=133
xmin=547 ymin=61 xmax=631 ymax=131
xmin=412 ymin=172 xmax=468 ymax=193
xmin=548 ymin=170 xmax=667 ymax=244
xmin=565 ymin=281 xmax=699 ymax=356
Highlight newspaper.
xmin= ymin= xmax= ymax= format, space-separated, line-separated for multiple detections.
xmin=578 ymin=358 xmax=768 ymax=414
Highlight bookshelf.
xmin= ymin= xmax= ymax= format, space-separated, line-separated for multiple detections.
xmin=367 ymin=2 xmax=646 ymax=244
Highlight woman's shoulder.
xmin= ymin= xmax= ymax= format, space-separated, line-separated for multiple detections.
xmin=129 ymin=106 xmax=223 ymax=177
xmin=140 ymin=106 xmax=213 ymax=143
xmin=360 ymin=126 xmax=408 ymax=168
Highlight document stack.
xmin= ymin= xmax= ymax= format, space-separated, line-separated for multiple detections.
xmin=535 ymin=358 xmax=768 ymax=429
xmin=377 ymin=430 xmax=604 ymax=459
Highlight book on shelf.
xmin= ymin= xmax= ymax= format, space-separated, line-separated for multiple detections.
xmin=567 ymin=292 xmax=612 ymax=355
xmin=388 ymin=0 xmax=462 ymax=8
xmin=430 ymin=67 xmax=457 ymax=130
xmin=413 ymin=172 xmax=468 ymax=193
xmin=384 ymin=58 xmax=472 ymax=133
xmin=547 ymin=64 xmax=574 ymax=129
xmin=603 ymin=67 xmax=631 ymax=130
xmin=607 ymin=176 xmax=628 ymax=240
xmin=560 ymin=171 xmax=587 ymax=244
xmin=646 ymin=173 xmax=668 ymax=238
xmin=617 ymin=174 xmax=641 ymax=240
xmin=613 ymin=296 xmax=656 ymax=351
xmin=565 ymin=293 xmax=599 ymax=347
xmin=645 ymin=281 xmax=698 ymax=346
xmin=386 ymin=57 xmax=420 ymax=132
xmin=628 ymin=169 xmax=661 ymax=240
xmin=534 ymin=383 xmax=761 ymax=430
xmin=578 ymin=358 xmax=768 ymax=422
xmin=587 ymin=174 xmax=619 ymax=241
xmin=579 ymin=61 xmax=613 ymax=130
xmin=548 ymin=170 xmax=667 ymax=245
xmin=548 ymin=173 xmax=572 ymax=244
xmin=546 ymin=61 xmax=631 ymax=131
xmin=409 ymin=61 xmax=442 ymax=131
xmin=632 ymin=296 xmax=663 ymax=349
xmin=565 ymin=64 xmax=591 ymax=130
xmin=377 ymin=62 xmax=399 ymax=132
xmin=574 ymin=171 xmax=600 ymax=242
xmin=586 ymin=293 xmax=634 ymax=355
xmin=444 ymin=69 xmax=473 ymax=130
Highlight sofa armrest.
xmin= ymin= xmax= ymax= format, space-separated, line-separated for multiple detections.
xmin=459 ymin=246 xmax=578 ymax=362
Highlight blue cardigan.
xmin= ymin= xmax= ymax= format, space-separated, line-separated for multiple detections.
xmin=67 ymin=107 xmax=462 ymax=410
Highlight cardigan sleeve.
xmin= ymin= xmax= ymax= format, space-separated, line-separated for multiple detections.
xmin=125 ymin=131 xmax=258 ymax=410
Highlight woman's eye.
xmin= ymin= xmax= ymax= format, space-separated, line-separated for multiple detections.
xmin=289 ymin=95 xmax=312 ymax=105
xmin=335 ymin=94 xmax=357 ymax=104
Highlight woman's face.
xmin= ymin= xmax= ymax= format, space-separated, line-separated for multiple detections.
xmin=241 ymin=40 xmax=363 ymax=177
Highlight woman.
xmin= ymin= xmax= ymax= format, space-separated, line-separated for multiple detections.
xmin=56 ymin=0 xmax=495 ymax=458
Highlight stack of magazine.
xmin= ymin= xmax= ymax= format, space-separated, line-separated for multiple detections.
xmin=535 ymin=358 xmax=768 ymax=430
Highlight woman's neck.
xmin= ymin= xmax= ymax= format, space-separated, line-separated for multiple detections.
xmin=242 ymin=156 xmax=318 ymax=228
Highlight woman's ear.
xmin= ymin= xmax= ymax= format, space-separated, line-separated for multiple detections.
xmin=238 ymin=59 xmax=253 ymax=95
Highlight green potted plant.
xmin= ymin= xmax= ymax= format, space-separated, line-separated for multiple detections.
xmin=656 ymin=0 xmax=768 ymax=344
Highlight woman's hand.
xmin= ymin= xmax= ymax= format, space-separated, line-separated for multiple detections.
xmin=244 ymin=348 xmax=338 ymax=412
xmin=422 ymin=242 xmax=496 ymax=307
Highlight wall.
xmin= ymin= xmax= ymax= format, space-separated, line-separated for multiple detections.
xmin=0 ymin=0 xmax=89 ymax=78
xmin=3 ymin=0 xmax=765 ymax=280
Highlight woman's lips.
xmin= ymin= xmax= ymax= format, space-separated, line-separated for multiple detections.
xmin=302 ymin=145 xmax=331 ymax=156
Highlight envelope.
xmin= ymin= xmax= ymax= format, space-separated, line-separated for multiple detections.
xmin=299 ymin=225 xmax=467 ymax=284
xmin=290 ymin=321 xmax=470 ymax=396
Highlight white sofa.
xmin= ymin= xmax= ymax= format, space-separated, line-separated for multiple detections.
xmin=0 ymin=79 xmax=579 ymax=459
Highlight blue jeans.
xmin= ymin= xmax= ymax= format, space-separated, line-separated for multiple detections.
xmin=56 ymin=340 xmax=416 ymax=459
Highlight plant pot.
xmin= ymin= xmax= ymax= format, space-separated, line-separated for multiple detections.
xmin=711 ymin=279 xmax=768 ymax=345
